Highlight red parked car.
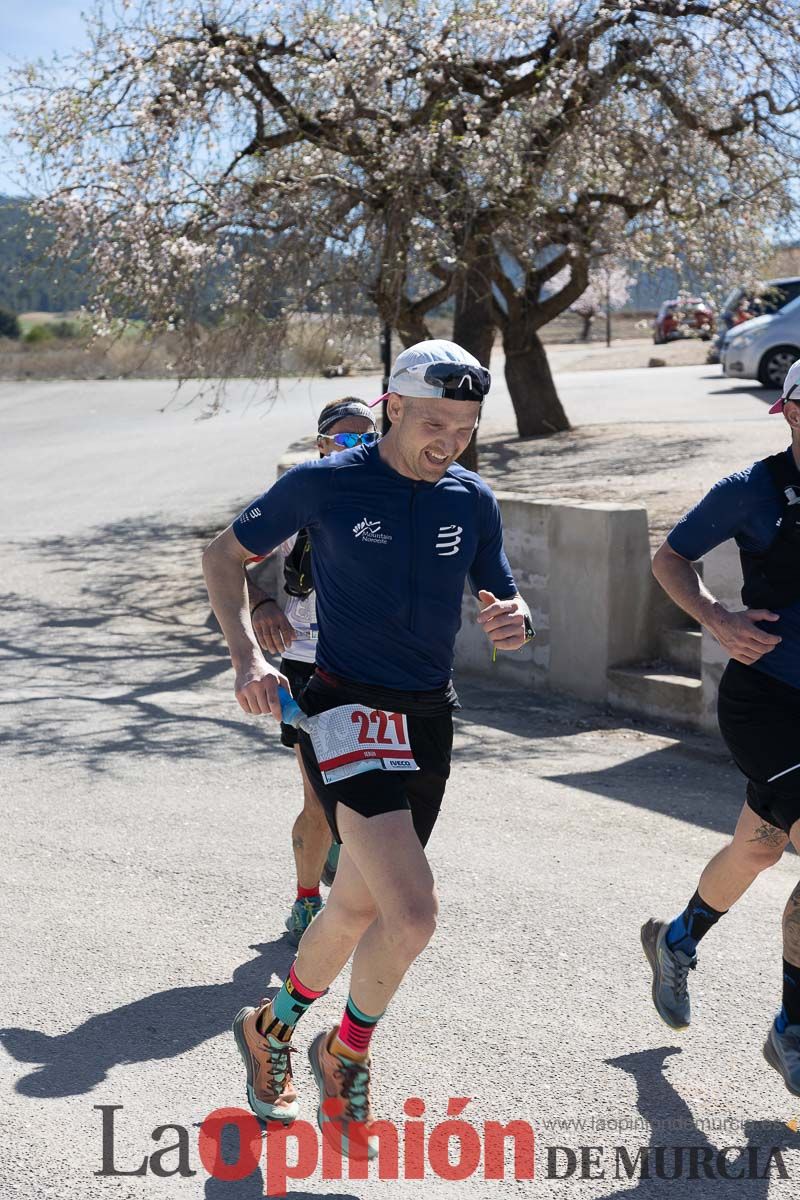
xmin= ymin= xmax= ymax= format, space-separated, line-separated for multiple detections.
xmin=653 ymin=296 xmax=715 ymax=344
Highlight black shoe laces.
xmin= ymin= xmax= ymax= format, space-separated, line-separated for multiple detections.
xmin=266 ymin=1042 xmax=295 ymax=1092
xmin=662 ymin=949 xmax=696 ymax=1002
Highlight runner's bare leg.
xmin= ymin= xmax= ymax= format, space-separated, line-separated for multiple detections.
xmin=291 ymin=747 xmax=332 ymax=889
xmin=696 ymin=801 xmax=787 ymax=911
xmin=293 ymin=843 xmax=377 ymax=983
xmin=294 ymin=808 xmax=437 ymax=1014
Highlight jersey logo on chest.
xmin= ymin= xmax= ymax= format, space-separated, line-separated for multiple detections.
xmin=352 ymin=516 xmax=392 ymax=545
xmin=435 ymin=524 xmax=463 ymax=556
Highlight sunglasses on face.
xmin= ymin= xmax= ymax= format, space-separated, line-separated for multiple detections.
xmin=318 ymin=431 xmax=380 ymax=448
xmin=400 ymin=362 xmax=491 ymax=401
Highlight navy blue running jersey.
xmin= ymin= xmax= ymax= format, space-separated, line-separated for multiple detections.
xmin=232 ymin=442 xmax=517 ymax=690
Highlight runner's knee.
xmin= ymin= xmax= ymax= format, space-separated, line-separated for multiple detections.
xmin=299 ymin=790 xmax=328 ymax=824
xmin=732 ymin=832 xmax=786 ymax=871
xmin=381 ymin=898 xmax=438 ymax=959
xmin=324 ymin=894 xmax=377 ymax=939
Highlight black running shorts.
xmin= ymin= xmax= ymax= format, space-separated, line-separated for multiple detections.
xmin=717 ymin=659 xmax=800 ymax=834
xmin=296 ymin=670 xmax=455 ymax=846
xmin=279 ymin=657 xmax=316 ymax=748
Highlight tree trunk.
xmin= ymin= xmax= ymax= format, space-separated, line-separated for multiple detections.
xmin=503 ymin=322 xmax=570 ymax=437
xmin=581 ymin=312 xmax=593 ymax=341
xmin=452 ymin=236 xmax=496 ymax=366
xmin=452 ymin=237 xmax=496 ymax=472
xmin=395 ymin=309 xmax=433 ymax=348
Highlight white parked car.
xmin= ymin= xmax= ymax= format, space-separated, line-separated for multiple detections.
xmin=721 ymin=295 xmax=800 ymax=388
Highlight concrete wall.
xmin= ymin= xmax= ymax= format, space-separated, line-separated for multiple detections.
xmin=454 ymin=495 xmax=655 ymax=701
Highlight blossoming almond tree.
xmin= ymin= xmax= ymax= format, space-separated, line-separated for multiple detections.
xmin=8 ymin=0 xmax=800 ymax=446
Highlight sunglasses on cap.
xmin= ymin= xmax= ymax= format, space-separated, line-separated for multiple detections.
xmin=401 ymin=362 xmax=491 ymax=400
xmin=318 ymin=431 xmax=380 ymax=449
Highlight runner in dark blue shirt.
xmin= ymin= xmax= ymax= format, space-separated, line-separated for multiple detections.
xmin=640 ymin=357 xmax=800 ymax=1098
xmin=203 ymin=339 xmax=533 ymax=1154
xmin=233 ymin=435 xmax=517 ymax=690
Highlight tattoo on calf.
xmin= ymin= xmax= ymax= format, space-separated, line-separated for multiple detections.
xmin=748 ymin=822 xmax=787 ymax=848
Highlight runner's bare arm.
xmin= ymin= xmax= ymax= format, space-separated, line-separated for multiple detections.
xmin=245 ymin=572 xmax=296 ymax=655
xmin=476 ymin=590 xmax=532 ymax=651
xmin=202 ymin=526 xmax=288 ymax=719
xmin=652 ymin=539 xmax=781 ymax=666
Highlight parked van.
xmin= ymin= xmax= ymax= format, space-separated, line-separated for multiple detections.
xmin=721 ymin=294 xmax=800 ymax=387
xmin=708 ymin=276 xmax=800 ymax=364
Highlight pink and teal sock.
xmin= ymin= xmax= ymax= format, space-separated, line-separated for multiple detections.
xmin=331 ymin=994 xmax=384 ymax=1061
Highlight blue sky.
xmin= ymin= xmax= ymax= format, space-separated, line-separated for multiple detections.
xmin=1 ymin=2 xmax=90 ymax=194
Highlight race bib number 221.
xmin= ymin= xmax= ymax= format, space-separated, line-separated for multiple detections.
xmin=308 ymin=705 xmax=419 ymax=784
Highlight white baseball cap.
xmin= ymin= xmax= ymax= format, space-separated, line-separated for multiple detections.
xmin=371 ymin=339 xmax=491 ymax=405
xmin=769 ymin=358 xmax=800 ymax=413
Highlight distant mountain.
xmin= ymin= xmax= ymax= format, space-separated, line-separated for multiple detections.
xmin=0 ymin=196 xmax=92 ymax=314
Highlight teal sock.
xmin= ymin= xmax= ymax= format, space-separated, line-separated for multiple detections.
xmin=259 ymin=963 xmax=326 ymax=1040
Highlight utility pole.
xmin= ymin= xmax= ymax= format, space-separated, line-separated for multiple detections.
xmin=605 ymin=271 xmax=612 ymax=348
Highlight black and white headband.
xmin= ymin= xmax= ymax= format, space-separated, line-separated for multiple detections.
xmin=317 ymin=400 xmax=376 ymax=435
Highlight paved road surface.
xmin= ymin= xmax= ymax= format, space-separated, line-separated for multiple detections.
xmin=2 ymin=363 xmax=799 ymax=1198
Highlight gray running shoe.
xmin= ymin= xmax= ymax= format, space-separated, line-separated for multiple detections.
xmin=763 ymin=1021 xmax=800 ymax=1096
xmin=641 ymin=918 xmax=696 ymax=1030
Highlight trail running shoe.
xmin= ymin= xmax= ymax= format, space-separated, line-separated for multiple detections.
xmin=764 ymin=1020 xmax=800 ymax=1097
xmin=641 ymin=917 xmax=695 ymax=1031
xmin=285 ymin=895 xmax=323 ymax=946
xmin=232 ymin=1001 xmax=299 ymax=1123
xmin=308 ymin=1026 xmax=379 ymax=1161
xmin=321 ymin=843 xmax=340 ymax=887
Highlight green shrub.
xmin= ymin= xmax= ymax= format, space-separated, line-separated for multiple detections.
xmin=0 ymin=308 xmax=21 ymax=339
xmin=23 ymin=324 xmax=55 ymax=344
xmin=49 ymin=319 xmax=79 ymax=339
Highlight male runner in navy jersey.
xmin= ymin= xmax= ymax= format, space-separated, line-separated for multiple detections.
xmin=203 ymin=339 xmax=533 ymax=1154
xmin=642 ymin=358 xmax=800 ymax=1097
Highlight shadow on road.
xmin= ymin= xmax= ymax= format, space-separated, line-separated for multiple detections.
xmin=453 ymin=681 xmax=748 ymax=840
xmin=0 ymin=515 xmax=283 ymax=771
xmin=479 ymin=426 xmax=706 ymax=492
xmin=546 ymin=742 xmax=742 ymax=839
xmin=597 ymin=1046 xmax=800 ymax=1198
xmin=0 ymin=939 xmax=295 ymax=1098
xmin=204 ymin=1122 xmax=361 ymax=1200
xmin=711 ymin=383 xmax=780 ymax=403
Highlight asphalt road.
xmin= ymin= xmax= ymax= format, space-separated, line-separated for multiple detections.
xmin=2 ymin=363 xmax=799 ymax=1198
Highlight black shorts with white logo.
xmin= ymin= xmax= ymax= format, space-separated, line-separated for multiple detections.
xmin=279 ymin=657 xmax=316 ymax=748
xmin=296 ymin=670 xmax=456 ymax=846
xmin=717 ymin=659 xmax=800 ymax=834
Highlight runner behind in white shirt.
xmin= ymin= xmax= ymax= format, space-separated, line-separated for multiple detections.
xmin=245 ymin=398 xmax=378 ymax=943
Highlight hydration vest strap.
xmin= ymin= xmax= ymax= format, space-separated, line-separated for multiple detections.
xmin=740 ymin=450 xmax=800 ymax=609
xmin=764 ymin=450 xmax=800 ymax=509
xmin=283 ymin=528 xmax=313 ymax=598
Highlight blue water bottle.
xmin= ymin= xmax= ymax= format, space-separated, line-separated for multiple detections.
xmin=277 ymin=686 xmax=306 ymax=728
